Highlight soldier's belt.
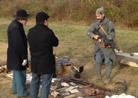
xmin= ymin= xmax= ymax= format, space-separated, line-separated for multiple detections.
xmin=97 ymin=43 xmax=111 ymax=48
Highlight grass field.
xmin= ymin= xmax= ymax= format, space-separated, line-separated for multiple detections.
xmin=0 ymin=18 xmax=138 ymax=97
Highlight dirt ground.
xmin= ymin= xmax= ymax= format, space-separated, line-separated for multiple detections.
xmin=0 ymin=42 xmax=138 ymax=98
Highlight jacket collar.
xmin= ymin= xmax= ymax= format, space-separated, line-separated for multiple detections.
xmin=14 ymin=19 xmax=23 ymax=27
xmin=99 ymin=16 xmax=109 ymax=24
xmin=36 ymin=24 xmax=48 ymax=28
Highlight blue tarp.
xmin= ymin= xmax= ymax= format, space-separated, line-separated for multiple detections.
xmin=57 ymin=58 xmax=72 ymax=64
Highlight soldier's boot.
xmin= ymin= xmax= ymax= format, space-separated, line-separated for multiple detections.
xmin=104 ymin=64 xmax=112 ymax=84
xmin=92 ymin=64 xmax=102 ymax=81
xmin=96 ymin=64 xmax=101 ymax=76
xmin=104 ymin=77 xmax=110 ymax=84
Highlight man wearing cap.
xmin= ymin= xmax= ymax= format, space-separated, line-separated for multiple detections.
xmin=28 ymin=12 xmax=59 ymax=98
xmin=86 ymin=7 xmax=116 ymax=84
xmin=7 ymin=9 xmax=30 ymax=97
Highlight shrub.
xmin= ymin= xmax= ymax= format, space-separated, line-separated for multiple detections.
xmin=0 ymin=0 xmax=138 ymax=27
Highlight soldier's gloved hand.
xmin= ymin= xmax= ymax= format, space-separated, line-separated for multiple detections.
xmin=22 ymin=59 xmax=27 ymax=66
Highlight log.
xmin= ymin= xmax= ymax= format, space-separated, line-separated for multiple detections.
xmin=116 ymin=52 xmax=138 ymax=67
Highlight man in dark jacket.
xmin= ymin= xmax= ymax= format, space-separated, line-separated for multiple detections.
xmin=28 ymin=12 xmax=59 ymax=98
xmin=7 ymin=9 xmax=30 ymax=97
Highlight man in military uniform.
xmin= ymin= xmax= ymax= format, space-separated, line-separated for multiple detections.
xmin=86 ymin=7 xmax=116 ymax=84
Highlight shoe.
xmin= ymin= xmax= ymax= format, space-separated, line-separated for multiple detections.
xmin=18 ymin=93 xmax=29 ymax=98
xmin=18 ymin=96 xmax=28 ymax=98
xmin=18 ymin=95 xmax=29 ymax=98
xmin=11 ymin=92 xmax=17 ymax=95
xmin=104 ymin=78 xmax=110 ymax=84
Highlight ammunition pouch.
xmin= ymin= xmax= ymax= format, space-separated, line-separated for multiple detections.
xmin=97 ymin=43 xmax=111 ymax=48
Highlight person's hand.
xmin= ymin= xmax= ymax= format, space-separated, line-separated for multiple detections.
xmin=98 ymin=38 xmax=102 ymax=43
xmin=22 ymin=59 xmax=27 ymax=66
xmin=94 ymin=35 xmax=99 ymax=40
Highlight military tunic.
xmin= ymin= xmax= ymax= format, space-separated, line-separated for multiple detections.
xmin=86 ymin=16 xmax=117 ymax=65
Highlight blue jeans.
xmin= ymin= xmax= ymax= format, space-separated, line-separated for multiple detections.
xmin=30 ymin=73 xmax=53 ymax=98
xmin=12 ymin=70 xmax=28 ymax=97
xmin=95 ymin=49 xmax=112 ymax=78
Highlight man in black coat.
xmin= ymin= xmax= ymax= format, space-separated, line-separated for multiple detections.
xmin=7 ymin=9 xmax=30 ymax=97
xmin=28 ymin=12 xmax=59 ymax=98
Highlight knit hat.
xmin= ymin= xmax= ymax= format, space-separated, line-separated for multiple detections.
xmin=13 ymin=9 xmax=30 ymax=19
xmin=96 ymin=7 xmax=104 ymax=15
xmin=36 ymin=12 xmax=49 ymax=22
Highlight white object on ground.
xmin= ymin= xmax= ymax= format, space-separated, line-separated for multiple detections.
xmin=51 ymin=78 xmax=61 ymax=82
xmin=69 ymin=89 xmax=79 ymax=93
xmin=7 ymin=73 xmax=32 ymax=84
xmin=120 ymin=59 xmax=138 ymax=67
xmin=105 ymin=93 xmax=136 ymax=98
xmin=61 ymin=82 xmax=69 ymax=86
xmin=65 ymin=86 xmax=74 ymax=91
xmin=51 ymin=91 xmax=60 ymax=97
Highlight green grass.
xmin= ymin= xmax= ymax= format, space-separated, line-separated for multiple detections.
xmin=0 ymin=19 xmax=138 ymax=97
xmin=1 ymin=18 xmax=138 ymax=66
xmin=116 ymin=29 xmax=138 ymax=53
xmin=1 ymin=18 xmax=138 ymax=67
xmin=48 ymin=22 xmax=94 ymax=66
xmin=0 ymin=25 xmax=8 ymax=42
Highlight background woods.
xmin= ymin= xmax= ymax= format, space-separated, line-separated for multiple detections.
xmin=0 ymin=0 xmax=138 ymax=27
